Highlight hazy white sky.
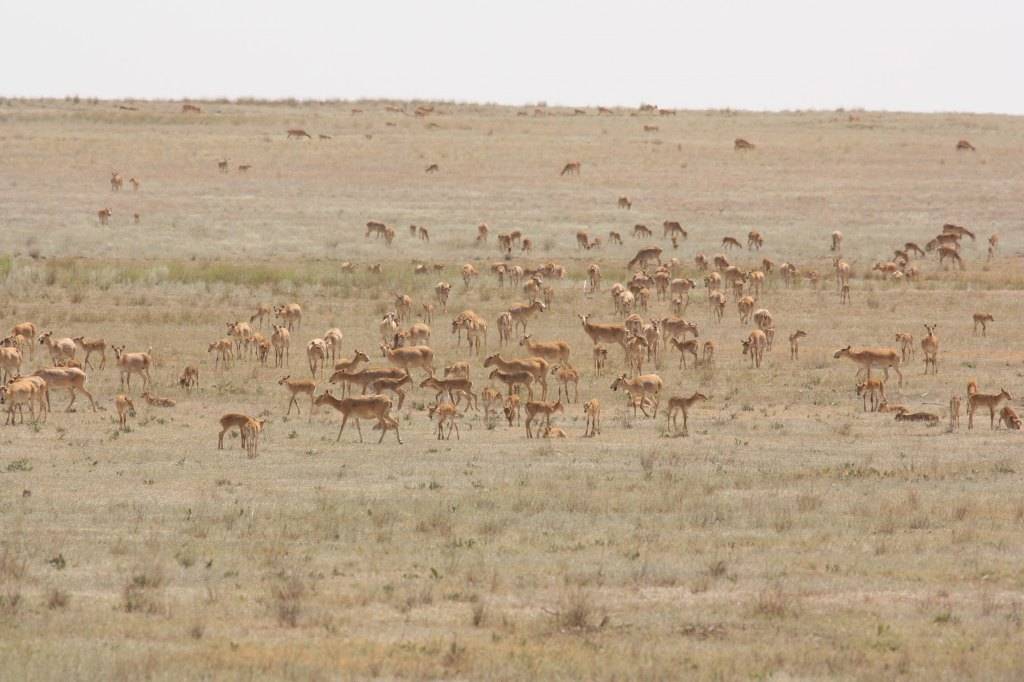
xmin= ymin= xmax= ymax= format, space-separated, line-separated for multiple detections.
xmin=4 ymin=0 xmax=1021 ymax=113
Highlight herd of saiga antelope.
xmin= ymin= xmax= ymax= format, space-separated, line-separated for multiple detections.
xmin=1 ymin=125 xmax=1019 ymax=454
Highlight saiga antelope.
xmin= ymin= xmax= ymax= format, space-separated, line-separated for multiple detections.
xmin=665 ymin=392 xmax=708 ymax=435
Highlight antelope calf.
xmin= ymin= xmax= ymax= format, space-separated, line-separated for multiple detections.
xmin=550 ymin=364 xmax=580 ymax=403
xmin=369 ymin=373 xmax=413 ymax=410
xmin=998 ymin=406 xmax=1022 ymax=430
xmin=208 ymin=339 xmax=234 ymax=369
xmin=98 ymin=207 xmax=112 ymax=225
xmin=279 ymin=375 xmax=317 ymax=417
xmin=115 ymin=394 xmax=136 ymax=430
xmin=73 ymin=336 xmax=107 ymax=369
xmin=895 ymin=411 xmax=939 ymax=424
xmin=972 ymin=313 xmax=994 ymax=336
xmin=427 ymin=401 xmax=461 ymax=440
xmin=789 ymin=330 xmax=807 ymax=360
xmin=140 ymin=392 xmax=176 ymax=408
xmin=240 ymin=418 xmax=267 ymax=457
xmin=610 ymin=373 xmax=663 ymax=417
xmin=593 ymin=345 xmax=608 ymax=375
xmin=524 ymin=400 xmax=564 ymax=438
xmin=968 ymin=386 xmax=1013 ymax=430
xmin=856 ymin=378 xmax=886 ymax=412
xmin=949 ymin=395 xmax=961 ymax=431
xmin=665 ymin=392 xmax=708 ymax=435
xmin=583 ymin=399 xmax=601 ymax=436
xmin=371 ymin=414 xmax=403 ymax=444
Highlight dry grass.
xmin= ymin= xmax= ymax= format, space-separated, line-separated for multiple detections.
xmin=1 ymin=99 xmax=1024 ymax=678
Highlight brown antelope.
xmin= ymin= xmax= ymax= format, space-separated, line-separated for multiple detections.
xmin=9 ymin=323 xmax=37 ymax=358
xmin=542 ymin=426 xmax=568 ymax=438
xmin=734 ymin=138 xmax=755 ymax=150
xmin=666 ymin=392 xmax=708 ymax=435
xmin=424 ymin=164 xmax=439 ymax=174
xmin=741 ymin=330 xmax=768 ymax=368
xmin=895 ymin=411 xmax=939 ymax=424
xmin=524 ymin=400 xmax=564 ymax=438
xmin=140 ymin=391 xmax=176 ymax=408
xmin=208 ymin=339 xmax=234 ymax=369
xmin=709 ymin=292 xmax=726 ymax=322
xmin=949 ymin=395 xmax=961 ymax=431
xmin=182 ymin=103 xmax=202 ymax=113
xmin=250 ymin=304 xmax=272 ymax=329
xmin=314 ymin=391 xmax=393 ymax=443
xmin=226 ymin=321 xmax=254 ymax=358
xmin=592 ymin=345 xmax=609 ymax=375
xmin=663 ymin=221 xmax=686 ymax=241
xmin=972 ymin=313 xmax=994 ymax=336
xmin=279 ymin=376 xmax=317 ymax=417
xmin=669 ymin=337 xmax=699 ymax=369
xmin=238 ymin=164 xmax=251 ymax=172
xmin=737 ymin=296 xmax=755 ymax=324
xmin=271 ymin=325 xmax=290 ymax=367
xmin=633 ymin=224 xmax=653 ymax=239
xmin=661 ymin=316 xmax=698 ymax=343
xmin=617 ymin=195 xmax=632 ymax=209
xmin=789 ymin=330 xmax=807 ymax=360
xmin=747 ymin=230 xmax=764 ymax=250
xmin=560 ymin=161 xmax=581 ymax=176
xmin=609 ymin=231 xmax=623 ymax=245
xmin=839 ymin=283 xmax=851 ymax=305
xmin=894 ymin=332 xmax=914 ymax=362
xmin=721 ymin=236 xmax=742 ymax=250
xmin=178 ymin=366 xmax=199 ymax=390
xmin=0 ymin=347 xmax=22 ymax=384
xmin=520 ymin=335 xmax=571 ymax=366
xmin=421 ymin=375 xmax=477 ymax=410
xmin=128 ymin=177 xmax=140 ymax=191
xmin=956 ymin=139 xmax=975 ymax=151
xmin=831 ymin=230 xmax=843 ymax=251
xmin=435 ymin=281 xmax=452 ymax=309
xmin=507 ymin=300 xmax=546 ymax=335
xmin=287 ymin=129 xmax=312 ymax=139
xmin=366 ymin=220 xmax=388 ymax=238
xmin=488 ymin=368 xmax=535 ymax=399
xmin=427 ymin=402 xmax=461 ymax=440
xmin=833 ymin=346 xmax=904 ymax=387
xmin=610 ymin=373 xmax=663 ymax=416
xmin=484 ymin=354 xmax=548 ymax=397
xmin=628 ymin=247 xmax=662 ymax=271
xmin=549 ymin=364 xmax=580 ymax=403
xmin=334 ymin=350 xmax=370 ymax=374
xmin=110 ymin=171 xmax=123 ymax=191
xmin=579 ymin=315 xmax=628 ymax=354
xmin=461 ymin=263 xmax=480 ymax=288
xmin=503 ymin=394 xmax=522 ymax=426
xmin=967 ymin=385 xmax=1013 ymax=430
xmin=218 ymin=413 xmax=259 ymax=450
xmin=240 ymin=417 xmax=267 ymax=457
xmin=937 ymin=245 xmax=964 ymax=270
xmin=217 ymin=159 xmax=229 ymax=172
xmin=368 ymin=373 xmax=412 ymax=410
xmin=329 ymin=366 xmax=405 ymax=396
xmin=2 ymin=379 xmax=46 ymax=425
xmin=319 ymin=328 xmax=344 ymax=364
xmin=38 ymin=332 xmax=77 ymax=364
xmin=998 ymin=406 xmax=1022 ymax=430
xmin=33 ymin=366 xmax=96 ymax=411
xmin=112 ymin=345 xmax=152 ymax=392
xmin=921 ymin=324 xmax=939 ymax=374
xmin=576 ymin=399 xmax=600 ymax=437
xmin=481 ymin=386 xmax=503 ymax=425
xmin=476 ymin=223 xmax=489 ymax=242
xmin=274 ymin=303 xmax=302 ymax=331
xmin=380 ymin=343 xmax=434 ymax=378
xmin=114 ymin=394 xmax=136 ymax=429
xmin=856 ymin=378 xmax=886 ymax=412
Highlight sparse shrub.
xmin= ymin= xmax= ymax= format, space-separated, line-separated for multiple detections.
xmin=271 ymin=574 xmax=306 ymax=627
xmin=0 ymin=591 xmax=22 ymax=619
xmin=555 ymin=589 xmax=606 ymax=632
xmin=122 ymin=565 xmax=166 ymax=614
xmin=471 ymin=601 xmax=487 ymax=627
xmin=46 ymin=589 xmax=69 ymax=610
xmin=752 ymin=584 xmax=792 ymax=618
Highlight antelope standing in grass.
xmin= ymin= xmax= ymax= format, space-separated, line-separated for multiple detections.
xmin=274 ymin=303 xmax=302 ymax=331
xmin=250 ymin=304 xmax=272 ymax=329
xmin=967 ymin=384 xmax=1013 ymax=430
xmin=670 ymin=337 xmax=699 ymax=369
xmin=665 ymin=392 xmax=708 ymax=435
xmin=314 ymin=391 xmax=393 ymax=443
xmin=789 ymin=330 xmax=807 ymax=360
xmin=833 ymin=346 xmax=904 ymax=387
xmin=741 ymin=330 xmax=768 ymax=368
xmin=73 ymin=336 xmax=107 ymax=369
xmin=1 ymin=347 xmax=23 ymax=383
xmin=271 ymin=325 xmax=290 ymax=367
xmin=856 ymin=378 xmax=886 ymax=412
xmin=427 ymin=402 xmax=461 ymax=440
xmin=524 ymin=400 xmax=564 ymax=438
xmin=209 ymin=339 xmax=234 ymax=369
xmin=973 ymin=313 xmax=994 ymax=337
xmin=583 ymin=399 xmax=601 ymax=436
xmin=179 ymin=366 xmax=199 ymax=391
xmin=484 ymin=354 xmax=548 ymax=398
xmin=831 ymin=230 xmax=843 ymax=251
xmin=550 ymin=364 xmax=580 ymax=403
xmin=520 ymin=335 xmax=571 ymax=366
xmin=949 ymin=395 xmax=961 ymax=431
xmin=112 ymin=345 xmax=153 ymax=392
xmin=33 ymin=367 xmax=96 ymax=411
xmin=115 ymin=394 xmax=136 ymax=430
xmin=38 ymin=332 xmax=77 ymax=364
xmin=369 ymin=373 xmax=412 ymax=410
xmin=279 ymin=376 xmax=317 ymax=417
xmin=610 ymin=373 xmax=663 ymax=417
xmin=921 ymin=324 xmax=939 ymax=374
xmin=380 ymin=343 xmax=435 ymax=379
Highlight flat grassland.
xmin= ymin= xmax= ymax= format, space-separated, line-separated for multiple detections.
xmin=1 ymin=99 xmax=1024 ymax=679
